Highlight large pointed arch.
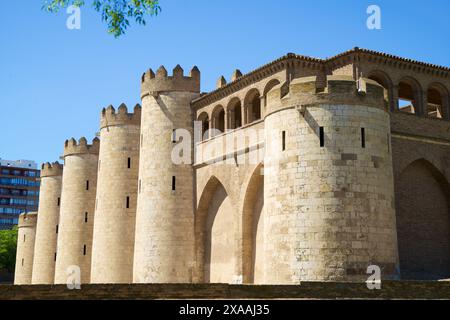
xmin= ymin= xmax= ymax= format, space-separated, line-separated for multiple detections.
xmin=195 ymin=175 xmax=222 ymax=282
xmin=395 ymin=158 xmax=450 ymax=280
xmin=195 ymin=175 xmax=236 ymax=283
xmin=241 ymin=163 xmax=265 ymax=284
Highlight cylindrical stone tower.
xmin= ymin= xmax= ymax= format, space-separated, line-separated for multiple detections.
xmin=263 ymin=75 xmax=399 ymax=283
xmin=90 ymin=103 xmax=141 ymax=284
xmin=54 ymin=137 xmax=99 ymax=284
xmin=14 ymin=212 xmax=37 ymax=285
xmin=133 ymin=65 xmax=200 ymax=283
xmin=32 ymin=162 xmax=63 ymax=284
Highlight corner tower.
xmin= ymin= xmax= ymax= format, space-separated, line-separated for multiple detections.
xmin=32 ymin=162 xmax=63 ymax=284
xmin=263 ymin=75 xmax=399 ymax=283
xmin=91 ymin=104 xmax=141 ymax=283
xmin=133 ymin=65 xmax=200 ymax=283
xmin=14 ymin=212 xmax=37 ymax=285
xmin=54 ymin=137 xmax=99 ymax=284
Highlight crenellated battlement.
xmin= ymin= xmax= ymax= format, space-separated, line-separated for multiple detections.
xmin=63 ymin=137 xmax=100 ymax=157
xmin=100 ymin=103 xmax=141 ymax=129
xmin=141 ymin=65 xmax=200 ymax=98
xmin=18 ymin=212 xmax=38 ymax=228
xmin=266 ymin=75 xmax=386 ymax=115
xmin=40 ymin=161 xmax=63 ymax=177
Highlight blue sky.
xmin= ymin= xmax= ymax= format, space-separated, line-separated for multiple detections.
xmin=1 ymin=0 xmax=449 ymax=166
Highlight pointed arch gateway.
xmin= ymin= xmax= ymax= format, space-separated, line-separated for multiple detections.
xmin=395 ymin=158 xmax=450 ymax=280
xmin=195 ymin=175 xmax=237 ymax=283
xmin=241 ymin=163 xmax=265 ymax=284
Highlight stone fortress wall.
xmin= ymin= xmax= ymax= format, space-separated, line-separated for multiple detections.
xmin=15 ymin=48 xmax=450 ymax=285
xmin=31 ymin=162 xmax=63 ymax=284
xmin=262 ymin=76 xmax=398 ymax=282
xmin=14 ymin=212 xmax=37 ymax=285
xmin=54 ymin=138 xmax=99 ymax=284
xmin=133 ymin=66 xmax=200 ymax=283
xmin=90 ymin=104 xmax=141 ymax=284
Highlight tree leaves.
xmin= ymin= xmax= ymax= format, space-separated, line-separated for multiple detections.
xmin=0 ymin=227 xmax=18 ymax=273
xmin=42 ymin=0 xmax=161 ymax=37
xmin=43 ymin=0 xmax=86 ymax=13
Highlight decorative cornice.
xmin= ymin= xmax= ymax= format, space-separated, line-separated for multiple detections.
xmin=192 ymin=53 xmax=325 ymax=109
xmin=192 ymin=48 xmax=450 ymax=109
xmin=328 ymin=47 xmax=450 ymax=77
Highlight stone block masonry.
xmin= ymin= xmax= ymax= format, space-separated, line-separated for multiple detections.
xmin=32 ymin=162 xmax=63 ymax=284
xmin=14 ymin=212 xmax=37 ymax=285
xmin=54 ymin=138 xmax=99 ymax=284
xmin=90 ymin=104 xmax=141 ymax=284
xmin=19 ymin=48 xmax=450 ymax=287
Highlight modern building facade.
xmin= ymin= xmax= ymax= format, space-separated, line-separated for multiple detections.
xmin=0 ymin=159 xmax=40 ymax=230
xmin=16 ymin=48 xmax=450 ymax=285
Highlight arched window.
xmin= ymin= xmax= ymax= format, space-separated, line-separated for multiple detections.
xmin=244 ymin=89 xmax=261 ymax=123
xmin=262 ymin=79 xmax=281 ymax=107
xmin=198 ymin=112 xmax=210 ymax=140
xmin=427 ymin=84 xmax=448 ymax=119
xmin=227 ymin=98 xmax=242 ymax=130
xmin=368 ymin=70 xmax=393 ymax=110
xmin=398 ymin=78 xmax=422 ymax=114
xmin=211 ymin=105 xmax=225 ymax=137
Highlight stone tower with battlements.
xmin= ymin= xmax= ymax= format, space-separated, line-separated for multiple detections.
xmin=90 ymin=103 xmax=141 ymax=284
xmin=16 ymin=48 xmax=450 ymax=285
xmin=133 ymin=65 xmax=200 ymax=283
xmin=14 ymin=212 xmax=37 ymax=285
xmin=54 ymin=137 xmax=99 ymax=284
xmin=263 ymin=75 xmax=399 ymax=283
xmin=32 ymin=162 xmax=63 ymax=284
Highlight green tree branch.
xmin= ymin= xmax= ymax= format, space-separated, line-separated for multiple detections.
xmin=42 ymin=0 xmax=161 ymax=37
